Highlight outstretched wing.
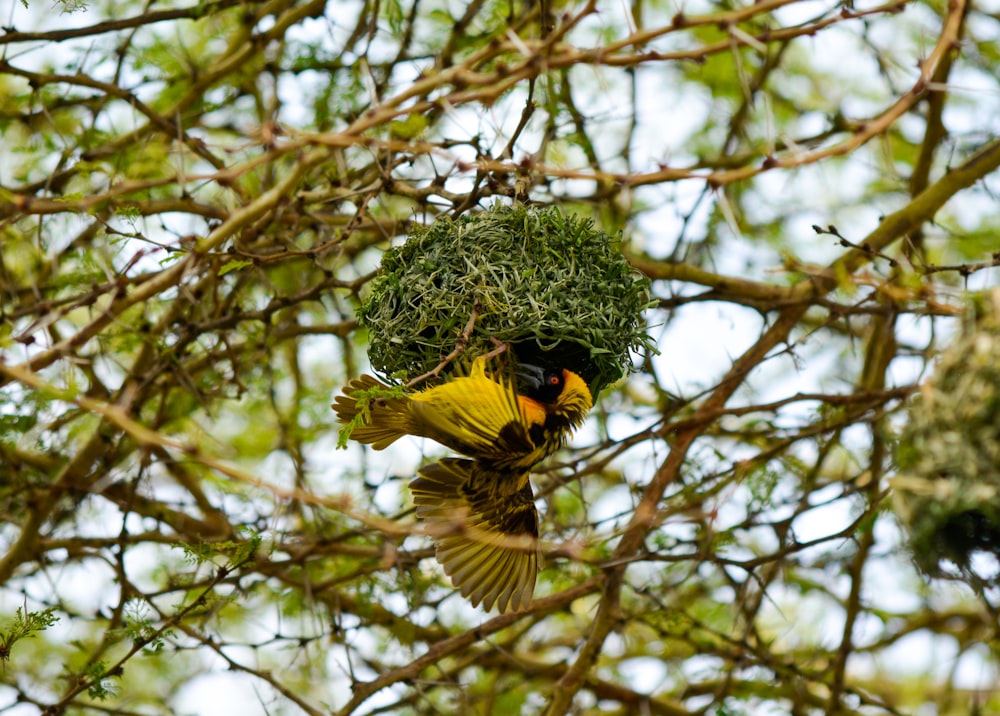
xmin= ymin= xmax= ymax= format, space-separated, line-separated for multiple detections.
xmin=410 ymin=457 xmax=540 ymax=613
xmin=408 ymin=357 xmax=542 ymax=464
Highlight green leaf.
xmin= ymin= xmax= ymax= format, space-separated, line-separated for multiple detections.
xmin=218 ymin=259 xmax=253 ymax=276
xmin=0 ymin=606 xmax=60 ymax=664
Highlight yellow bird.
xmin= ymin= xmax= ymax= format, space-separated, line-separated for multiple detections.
xmin=332 ymin=355 xmax=592 ymax=471
xmin=332 ymin=354 xmax=593 ymax=613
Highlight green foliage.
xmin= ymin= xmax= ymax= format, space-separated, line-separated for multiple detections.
xmin=217 ymin=258 xmax=253 ymax=276
xmin=57 ymin=0 xmax=88 ymax=12
xmin=0 ymin=607 xmax=59 ymax=664
xmin=108 ymin=600 xmax=174 ymax=654
xmin=83 ymin=660 xmax=120 ymax=700
xmin=0 ymin=412 xmax=37 ymax=441
xmin=178 ymin=529 xmax=262 ymax=570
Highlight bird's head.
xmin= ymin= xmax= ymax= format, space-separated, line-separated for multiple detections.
xmin=517 ymin=364 xmax=593 ymax=427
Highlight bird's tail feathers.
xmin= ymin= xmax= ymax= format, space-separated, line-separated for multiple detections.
xmin=332 ymin=375 xmax=411 ymax=450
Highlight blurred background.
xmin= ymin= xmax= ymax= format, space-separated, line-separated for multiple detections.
xmin=2 ymin=0 xmax=999 ymax=713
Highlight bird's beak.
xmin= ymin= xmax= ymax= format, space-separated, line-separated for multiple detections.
xmin=515 ymin=363 xmax=546 ymax=389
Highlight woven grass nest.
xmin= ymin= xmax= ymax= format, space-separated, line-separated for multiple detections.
xmin=893 ymin=290 xmax=1000 ymax=584
xmin=357 ymin=204 xmax=654 ymax=394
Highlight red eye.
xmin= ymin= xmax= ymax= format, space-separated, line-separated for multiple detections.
xmin=549 ymin=375 xmax=560 ymax=385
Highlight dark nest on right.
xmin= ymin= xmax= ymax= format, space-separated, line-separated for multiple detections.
xmin=893 ymin=290 xmax=1000 ymax=586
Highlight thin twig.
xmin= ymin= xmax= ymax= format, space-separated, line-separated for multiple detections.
xmin=404 ymin=298 xmax=483 ymax=388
